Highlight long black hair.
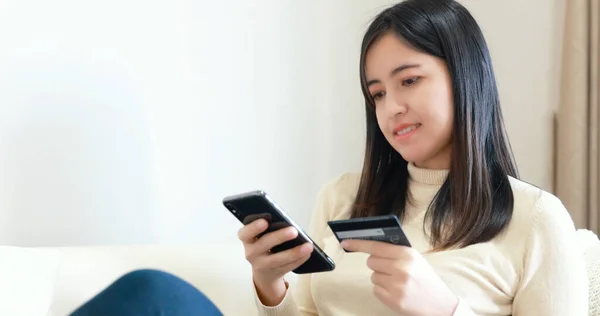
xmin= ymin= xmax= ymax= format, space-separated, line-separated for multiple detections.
xmin=352 ymin=0 xmax=519 ymax=251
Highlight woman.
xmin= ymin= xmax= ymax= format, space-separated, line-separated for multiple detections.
xmin=240 ymin=0 xmax=589 ymax=315
xmin=70 ymin=0 xmax=588 ymax=315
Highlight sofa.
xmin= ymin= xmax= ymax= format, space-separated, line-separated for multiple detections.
xmin=0 ymin=230 xmax=598 ymax=316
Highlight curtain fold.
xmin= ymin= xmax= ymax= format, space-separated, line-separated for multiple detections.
xmin=556 ymin=0 xmax=600 ymax=233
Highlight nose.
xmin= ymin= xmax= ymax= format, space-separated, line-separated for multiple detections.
xmin=384 ymin=90 xmax=408 ymax=116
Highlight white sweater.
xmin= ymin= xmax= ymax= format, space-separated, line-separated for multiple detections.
xmin=255 ymin=163 xmax=589 ymax=315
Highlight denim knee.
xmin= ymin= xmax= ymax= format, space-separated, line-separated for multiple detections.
xmin=114 ymin=269 xmax=184 ymax=296
xmin=70 ymin=269 xmax=223 ymax=316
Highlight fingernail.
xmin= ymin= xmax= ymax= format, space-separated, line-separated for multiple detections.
xmin=341 ymin=240 xmax=349 ymax=248
xmin=256 ymin=220 xmax=265 ymax=228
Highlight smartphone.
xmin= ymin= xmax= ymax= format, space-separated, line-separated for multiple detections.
xmin=222 ymin=190 xmax=335 ymax=274
xmin=327 ymin=215 xmax=411 ymax=252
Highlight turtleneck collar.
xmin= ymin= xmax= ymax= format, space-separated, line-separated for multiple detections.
xmin=407 ymin=162 xmax=449 ymax=185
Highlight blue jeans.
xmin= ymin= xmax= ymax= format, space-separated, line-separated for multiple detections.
xmin=69 ymin=269 xmax=223 ymax=316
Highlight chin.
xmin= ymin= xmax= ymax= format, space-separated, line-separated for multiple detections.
xmin=397 ymin=148 xmax=452 ymax=170
xmin=393 ymin=148 xmax=427 ymax=164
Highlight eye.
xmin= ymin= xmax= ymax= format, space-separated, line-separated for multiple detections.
xmin=402 ymin=77 xmax=420 ymax=86
xmin=371 ymin=91 xmax=385 ymax=101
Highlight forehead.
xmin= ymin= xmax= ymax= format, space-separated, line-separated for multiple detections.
xmin=365 ymin=32 xmax=436 ymax=79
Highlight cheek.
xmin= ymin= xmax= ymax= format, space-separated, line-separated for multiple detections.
xmin=422 ymin=86 xmax=454 ymax=137
xmin=427 ymin=106 xmax=453 ymax=133
xmin=375 ymin=107 xmax=389 ymax=132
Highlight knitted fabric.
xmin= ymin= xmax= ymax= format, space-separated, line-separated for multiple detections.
xmin=578 ymin=229 xmax=600 ymax=316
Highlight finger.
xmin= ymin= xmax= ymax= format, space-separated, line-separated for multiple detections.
xmin=238 ymin=219 xmax=269 ymax=243
xmin=254 ymin=226 xmax=298 ymax=253
xmin=257 ymin=243 xmax=313 ymax=269
xmin=243 ymin=227 xmax=301 ymax=263
xmin=370 ymin=272 xmax=392 ymax=290
xmin=274 ymin=245 xmax=313 ymax=272
xmin=342 ymin=239 xmax=412 ymax=259
xmin=373 ymin=284 xmax=397 ymax=310
xmin=366 ymin=256 xmax=400 ymax=275
xmin=371 ymin=269 xmax=409 ymax=293
xmin=341 ymin=239 xmax=379 ymax=254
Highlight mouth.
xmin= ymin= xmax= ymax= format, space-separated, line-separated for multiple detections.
xmin=394 ymin=123 xmax=421 ymax=137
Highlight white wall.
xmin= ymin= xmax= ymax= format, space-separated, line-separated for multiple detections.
xmin=0 ymin=0 xmax=566 ymax=246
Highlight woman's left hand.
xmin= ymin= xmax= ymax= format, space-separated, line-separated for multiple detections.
xmin=342 ymin=239 xmax=459 ymax=316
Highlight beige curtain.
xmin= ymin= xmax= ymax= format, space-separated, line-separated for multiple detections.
xmin=556 ymin=0 xmax=600 ymax=234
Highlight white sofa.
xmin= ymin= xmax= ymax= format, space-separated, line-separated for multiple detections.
xmin=0 ymin=230 xmax=598 ymax=316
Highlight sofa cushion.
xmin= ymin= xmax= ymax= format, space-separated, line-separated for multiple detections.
xmin=578 ymin=230 xmax=600 ymax=316
xmin=0 ymin=246 xmax=62 ymax=316
xmin=49 ymin=243 xmax=257 ymax=316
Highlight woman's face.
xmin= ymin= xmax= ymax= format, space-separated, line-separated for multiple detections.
xmin=365 ymin=32 xmax=454 ymax=170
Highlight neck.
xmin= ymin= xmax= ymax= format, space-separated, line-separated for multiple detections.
xmin=402 ymin=162 xmax=449 ymax=222
xmin=412 ymin=145 xmax=452 ymax=169
xmin=407 ymin=162 xmax=449 ymax=185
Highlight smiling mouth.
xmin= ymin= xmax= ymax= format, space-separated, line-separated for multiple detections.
xmin=395 ymin=124 xmax=421 ymax=136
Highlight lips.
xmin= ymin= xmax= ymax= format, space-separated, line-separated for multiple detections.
xmin=393 ymin=123 xmax=421 ymax=136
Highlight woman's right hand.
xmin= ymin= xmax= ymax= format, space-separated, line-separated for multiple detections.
xmin=237 ymin=218 xmax=313 ymax=306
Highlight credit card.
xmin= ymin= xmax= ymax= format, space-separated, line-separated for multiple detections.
xmin=327 ymin=215 xmax=411 ymax=252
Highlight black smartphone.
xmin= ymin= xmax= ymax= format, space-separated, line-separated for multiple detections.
xmin=222 ymin=190 xmax=335 ymax=274
xmin=327 ymin=215 xmax=411 ymax=252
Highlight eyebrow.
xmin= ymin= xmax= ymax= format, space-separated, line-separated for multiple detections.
xmin=366 ymin=63 xmax=421 ymax=87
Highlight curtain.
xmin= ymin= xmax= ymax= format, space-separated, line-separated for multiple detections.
xmin=556 ymin=0 xmax=600 ymax=234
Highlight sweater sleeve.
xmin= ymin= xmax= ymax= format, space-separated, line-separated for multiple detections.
xmin=512 ymin=193 xmax=589 ymax=315
xmin=253 ymin=175 xmax=344 ymax=316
